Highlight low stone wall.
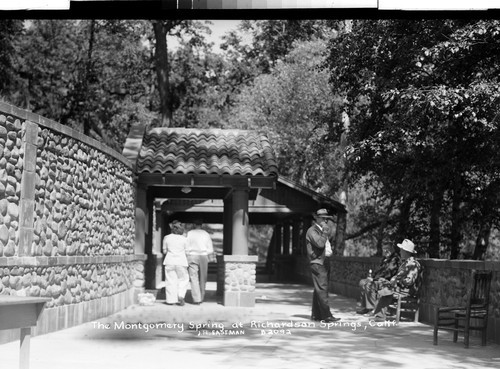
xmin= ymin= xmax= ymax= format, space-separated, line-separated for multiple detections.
xmin=418 ymin=259 xmax=500 ymax=343
xmin=0 ymin=102 xmax=145 ymax=343
xmin=291 ymin=255 xmax=380 ymax=295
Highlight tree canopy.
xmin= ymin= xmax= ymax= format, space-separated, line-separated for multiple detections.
xmin=2 ymin=18 xmax=500 ymax=260
xmin=328 ymin=19 xmax=500 ymax=259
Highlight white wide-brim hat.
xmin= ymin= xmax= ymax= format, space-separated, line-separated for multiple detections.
xmin=397 ymin=239 xmax=416 ymax=253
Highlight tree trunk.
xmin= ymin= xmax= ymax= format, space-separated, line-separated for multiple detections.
xmin=335 ymin=209 xmax=347 ymax=256
xmin=375 ymin=197 xmax=395 ymax=256
xmin=83 ymin=19 xmax=96 ymax=136
xmin=428 ymin=188 xmax=443 ymax=259
xmin=397 ymin=196 xmax=413 ymax=243
xmin=334 ymin=111 xmax=349 ymax=256
xmin=473 ymin=221 xmax=491 ymax=260
xmin=153 ymin=21 xmax=173 ymax=127
xmin=449 ymin=179 xmax=463 ymax=259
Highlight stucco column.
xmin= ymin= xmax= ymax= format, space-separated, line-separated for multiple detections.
xmin=283 ymin=222 xmax=291 ymax=255
xmin=231 ymin=188 xmax=249 ymax=255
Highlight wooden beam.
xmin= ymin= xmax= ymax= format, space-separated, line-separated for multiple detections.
xmin=138 ymin=173 xmax=276 ymax=189
xmin=148 ymin=186 xmax=231 ymax=200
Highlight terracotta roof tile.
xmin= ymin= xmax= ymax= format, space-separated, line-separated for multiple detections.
xmin=137 ymin=128 xmax=278 ymax=177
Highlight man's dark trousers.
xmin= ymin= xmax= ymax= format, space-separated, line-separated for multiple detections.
xmin=311 ymin=262 xmax=332 ymax=321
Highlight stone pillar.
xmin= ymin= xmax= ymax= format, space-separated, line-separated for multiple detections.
xmin=223 ymin=255 xmax=258 ymax=307
xmin=231 ymin=188 xmax=249 ymax=255
xmin=222 ymin=188 xmax=257 ymax=306
xmin=19 ymin=121 xmax=38 ymax=256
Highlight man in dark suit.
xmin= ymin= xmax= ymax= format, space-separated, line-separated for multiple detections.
xmin=306 ymin=209 xmax=340 ymax=323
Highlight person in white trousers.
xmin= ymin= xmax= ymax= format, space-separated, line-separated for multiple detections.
xmin=163 ymin=220 xmax=190 ymax=305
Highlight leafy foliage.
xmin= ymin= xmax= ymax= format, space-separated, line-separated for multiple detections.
xmin=4 ymin=20 xmax=153 ymax=151
xmin=4 ymin=18 xmax=500 ymax=260
xmin=328 ymin=19 xmax=500 ymax=259
xmin=0 ymin=19 xmax=24 ymax=95
xmin=229 ymin=39 xmax=344 ymax=197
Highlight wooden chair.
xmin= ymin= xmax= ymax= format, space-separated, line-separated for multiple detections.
xmin=393 ymin=290 xmax=420 ymax=323
xmin=391 ymin=267 xmax=423 ymax=323
xmin=433 ymin=270 xmax=492 ymax=348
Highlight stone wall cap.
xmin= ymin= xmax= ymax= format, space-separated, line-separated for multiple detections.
xmin=0 ymin=255 xmax=148 ymax=266
xmin=331 ymin=256 xmax=382 ymax=262
xmin=0 ymin=101 xmax=133 ymax=170
xmin=330 ymin=256 xmax=500 ymax=272
xmin=223 ymin=255 xmax=258 ymax=262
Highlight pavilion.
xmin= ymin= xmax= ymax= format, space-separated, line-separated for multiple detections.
xmin=122 ymin=123 xmax=346 ymax=306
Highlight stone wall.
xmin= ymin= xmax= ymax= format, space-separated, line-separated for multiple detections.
xmin=293 ymin=255 xmax=500 ymax=344
xmin=0 ymin=102 xmax=145 ymax=343
xmin=223 ymin=255 xmax=257 ymax=307
xmin=417 ymin=259 xmax=500 ymax=339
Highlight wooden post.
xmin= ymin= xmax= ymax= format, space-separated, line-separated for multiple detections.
xmin=275 ymin=223 xmax=282 ymax=255
xmin=283 ymin=222 xmax=291 ymax=255
xmin=145 ymin=190 xmax=156 ymax=289
xmin=292 ymin=219 xmax=301 ymax=255
xmin=231 ymin=188 xmax=249 ymax=255
xmin=19 ymin=327 xmax=31 ymax=369
xmin=223 ymin=196 xmax=233 ymax=255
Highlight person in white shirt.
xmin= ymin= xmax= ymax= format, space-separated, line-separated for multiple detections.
xmin=186 ymin=219 xmax=214 ymax=304
xmin=163 ymin=220 xmax=189 ymax=306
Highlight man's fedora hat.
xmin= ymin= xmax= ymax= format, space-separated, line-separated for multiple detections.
xmin=314 ymin=208 xmax=334 ymax=220
xmin=397 ymin=239 xmax=416 ymax=253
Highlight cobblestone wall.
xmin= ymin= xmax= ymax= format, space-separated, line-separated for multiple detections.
xmin=33 ymin=126 xmax=135 ymax=257
xmin=0 ymin=260 xmax=143 ymax=308
xmin=420 ymin=260 xmax=500 ymax=320
xmin=0 ymin=102 xmax=145 ymax=341
xmin=0 ymin=114 xmax=23 ymax=257
xmin=222 ymin=255 xmax=258 ymax=307
xmin=225 ymin=262 xmax=256 ymax=293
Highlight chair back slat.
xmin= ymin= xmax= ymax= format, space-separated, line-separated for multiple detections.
xmin=468 ymin=270 xmax=492 ymax=308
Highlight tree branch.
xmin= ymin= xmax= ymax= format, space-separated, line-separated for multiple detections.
xmin=345 ymin=216 xmax=397 ymax=240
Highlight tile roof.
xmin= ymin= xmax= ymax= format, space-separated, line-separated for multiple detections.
xmin=137 ymin=127 xmax=278 ymax=177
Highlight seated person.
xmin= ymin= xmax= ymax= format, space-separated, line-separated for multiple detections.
xmin=356 ymin=244 xmax=401 ymax=315
xmin=370 ymin=239 xmax=421 ymax=321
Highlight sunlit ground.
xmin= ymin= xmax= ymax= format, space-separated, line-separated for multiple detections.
xmin=1 ymin=283 xmax=499 ymax=369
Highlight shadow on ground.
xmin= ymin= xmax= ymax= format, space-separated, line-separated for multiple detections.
xmin=2 ymin=282 xmax=498 ymax=369
xmin=81 ymin=283 xmax=500 ymax=369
